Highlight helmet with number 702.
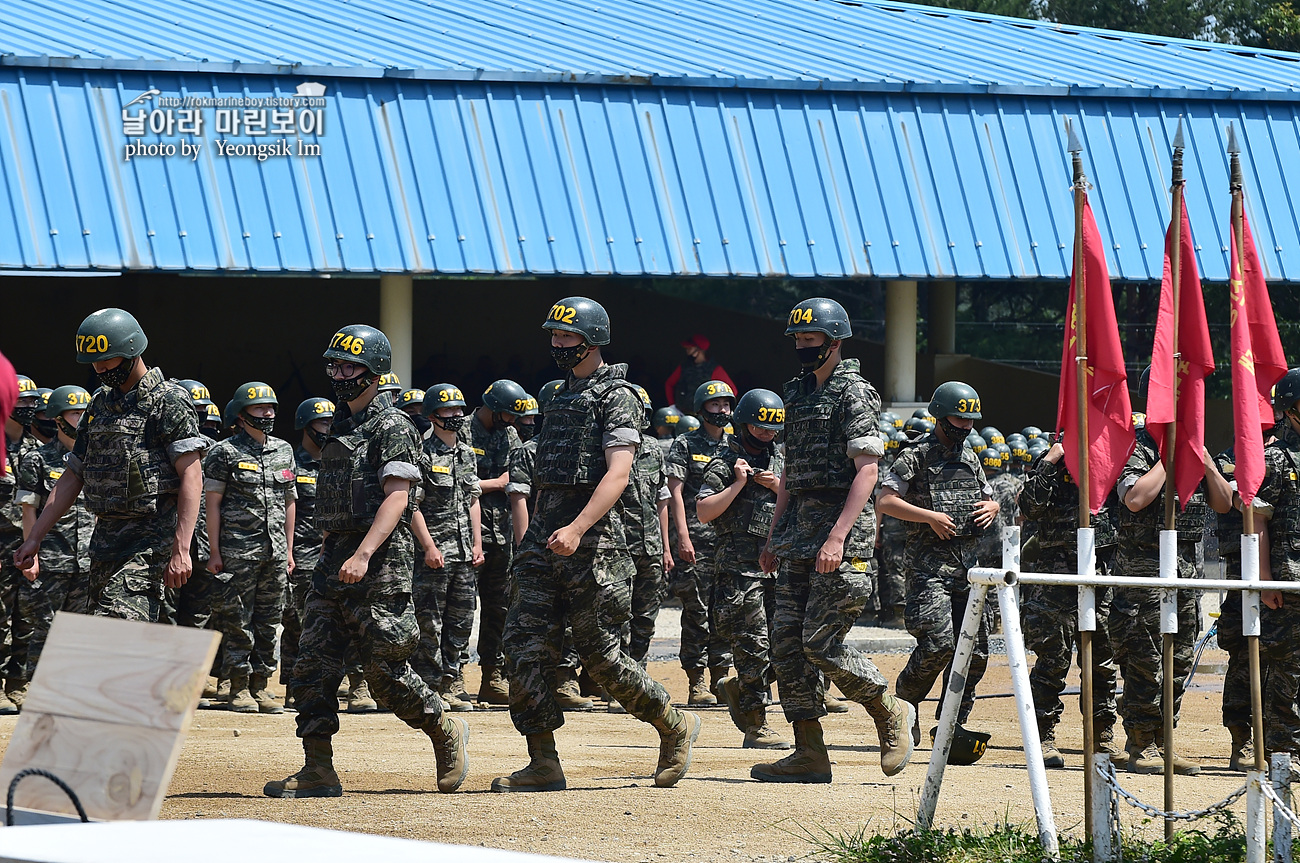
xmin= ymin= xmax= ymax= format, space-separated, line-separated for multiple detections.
xmin=542 ymin=297 xmax=611 ymax=345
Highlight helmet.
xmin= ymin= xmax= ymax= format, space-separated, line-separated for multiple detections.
xmin=879 ymin=410 xmax=903 ymax=430
xmin=928 ymin=381 xmax=982 ymax=420
xmin=377 ymin=372 xmax=402 ymax=395
xmin=204 ymin=403 xmax=222 ymax=425
xmin=653 ymin=406 xmax=683 ymax=429
xmin=980 ymin=427 xmax=1004 ymax=445
xmin=295 ymin=397 xmax=335 ymax=429
xmin=76 ymin=308 xmax=148 ymax=363
xmin=223 ymin=400 xmax=238 ymax=429
xmin=676 ymin=415 xmax=701 ymax=435
xmin=913 ymin=407 xmax=934 ymax=420
xmin=230 ymin=382 xmax=278 ymax=416
xmin=15 ymin=375 xmax=37 ymax=399
xmin=322 ymin=324 xmax=392 ymax=374
xmin=883 ymin=435 xmax=900 ymax=457
xmin=693 ymin=380 xmax=737 ymax=415
xmin=784 ymin=297 xmax=852 ymax=339
xmin=1131 ymin=411 xmax=1147 ymax=430
xmin=542 ymin=297 xmax=611 ymax=345
xmin=980 ymin=447 xmax=1004 ymax=474
xmin=1274 ymin=368 xmax=1300 ymax=412
xmin=930 ymin=725 xmax=991 ymax=766
xmin=734 ymin=389 xmax=785 ymax=430
xmin=519 ymin=393 xmax=541 ymax=418
xmin=1021 ymin=426 xmax=1043 ymax=441
xmin=35 ymin=387 xmax=52 ymax=410
xmin=399 ymin=389 xmax=425 ymax=412
xmin=422 ymin=384 xmax=468 ymax=417
xmin=903 ymin=416 xmax=929 ymax=437
xmin=633 ymin=385 xmax=653 ymax=416
xmin=45 ymin=385 xmax=91 ymax=418
xmin=538 ymin=380 xmax=565 ymax=413
xmin=994 ymin=442 xmax=1011 ymax=459
xmin=1137 ymin=365 xmax=1151 ymax=399
xmin=482 ymin=379 xmax=534 ymax=417
xmin=177 ymin=379 xmax=214 ymax=407
xmin=1006 ymin=435 xmax=1030 ymax=462
xmin=965 ymin=434 xmax=986 ymax=451
xmin=1028 ymin=439 xmax=1050 ymax=459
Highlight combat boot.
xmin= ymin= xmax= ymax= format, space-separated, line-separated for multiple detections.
xmin=426 ymin=716 xmax=470 ymax=793
xmin=438 ymin=678 xmax=475 ymax=713
xmin=863 ymin=694 xmax=914 ymax=777
xmin=228 ymin=674 xmax=258 ymax=714
xmin=1128 ymin=728 xmax=1163 ymax=774
xmin=554 ymin=668 xmax=595 ymax=711
xmin=216 ymin=678 xmax=232 ymax=702
xmin=202 ymin=677 xmax=219 ymax=699
xmin=652 ymin=709 xmax=702 ymax=787
xmin=9 ymin=678 xmax=31 ymax=708
xmin=479 ymin=666 xmax=510 ymax=705
xmin=686 ymin=668 xmax=716 ymax=706
xmin=751 ymin=719 xmax=832 ymax=784
xmin=824 ymin=691 xmax=851 ymax=714
xmin=448 ymin=668 xmax=471 ymax=701
xmin=1038 ymin=720 xmax=1065 ymax=769
xmin=0 ymin=688 xmax=17 ymax=716
xmin=491 ymin=732 xmax=566 ymax=792
xmin=1096 ymin=723 xmax=1127 ymax=768
xmin=1155 ymin=728 xmax=1201 ymax=775
xmin=346 ymin=674 xmax=378 ymax=713
xmin=1229 ymin=725 xmax=1254 ymax=773
xmin=263 ymin=736 xmax=343 ymax=798
xmin=744 ymin=721 xmax=792 ymax=750
xmin=251 ymin=674 xmax=284 ymax=715
xmin=709 ymin=666 xmax=730 ymax=698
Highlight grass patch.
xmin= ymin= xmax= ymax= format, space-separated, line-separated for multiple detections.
xmin=804 ymin=811 xmax=1247 ymax=863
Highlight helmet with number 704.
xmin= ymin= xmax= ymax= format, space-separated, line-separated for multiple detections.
xmin=784 ymin=297 xmax=852 ymax=339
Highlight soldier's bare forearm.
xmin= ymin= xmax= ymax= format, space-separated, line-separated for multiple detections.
xmin=28 ymin=471 xmax=82 ymax=545
xmin=173 ymin=452 xmax=202 ymax=552
xmin=355 ymin=479 xmax=412 ymax=560
xmin=569 ymin=446 xmax=633 ymax=535
xmin=830 ymin=457 xmax=878 ymax=541
xmin=876 ymin=489 xmax=934 ymax=525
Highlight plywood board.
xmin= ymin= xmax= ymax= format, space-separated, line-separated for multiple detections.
xmin=0 ymin=613 xmax=220 ymax=823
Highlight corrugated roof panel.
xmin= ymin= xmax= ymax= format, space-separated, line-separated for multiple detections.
xmin=2 ymin=0 xmax=1299 ymax=97
xmin=3 ymin=68 xmax=1300 ymax=280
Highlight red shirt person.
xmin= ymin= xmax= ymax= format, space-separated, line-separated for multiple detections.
xmin=665 ymin=335 xmax=736 ymax=415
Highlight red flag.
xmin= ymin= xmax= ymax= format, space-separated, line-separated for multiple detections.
xmin=1056 ymin=196 xmax=1134 ymax=514
xmin=1231 ymin=208 xmax=1288 ymax=505
xmin=1146 ymin=198 xmax=1215 ymax=509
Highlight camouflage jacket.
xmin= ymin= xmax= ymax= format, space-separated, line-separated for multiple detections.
xmin=420 ymin=433 xmax=481 ymax=563
xmin=1259 ymin=422 xmax=1300 ymax=582
xmin=470 ymin=413 xmax=519 ymax=547
xmin=15 ymin=439 xmax=93 ymax=573
xmin=622 ymin=431 xmax=670 ymax=558
xmin=1019 ymin=455 xmax=1118 ymax=569
xmin=203 ymin=430 xmax=297 ymax=562
xmin=698 ymin=437 xmax=784 ymax=573
xmin=976 ymin=471 xmax=1023 ymax=563
xmin=883 ymin=434 xmax=991 ymax=575
xmin=1115 ymin=429 xmax=1205 ymax=576
xmin=293 ymin=446 xmax=323 ymax=576
xmin=0 ymin=430 xmax=40 ymax=539
xmin=665 ymin=427 xmax=730 ymax=543
xmin=1214 ymin=446 xmax=1243 ymax=567
xmin=506 ymin=438 xmax=538 ymax=518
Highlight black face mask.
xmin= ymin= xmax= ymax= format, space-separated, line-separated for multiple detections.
xmin=243 ymin=414 xmax=276 ymax=434
xmin=938 ymin=417 xmax=971 ymax=448
xmin=435 ymin=415 xmax=467 ymax=433
xmin=795 ymin=343 xmax=834 ymax=373
xmin=551 ymin=344 xmax=590 ymax=371
xmin=516 ymin=422 xmax=537 ymax=443
xmin=741 ymin=427 xmax=773 ymax=453
xmin=331 ymin=373 xmax=374 ymax=404
xmin=10 ymin=406 xmax=37 ymax=427
xmin=202 ymin=426 xmax=222 ymax=441
xmin=701 ymin=410 xmax=732 ymax=429
xmin=305 ymin=426 xmax=326 ymax=448
xmin=411 ymin=414 xmax=432 ymax=436
xmin=97 ymin=361 xmax=134 ymax=388
xmin=34 ymin=418 xmax=57 ymax=438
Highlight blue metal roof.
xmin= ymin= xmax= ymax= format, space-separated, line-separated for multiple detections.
xmin=1 ymin=67 xmax=1295 ymax=280
xmin=1 ymin=0 xmax=1298 ymax=99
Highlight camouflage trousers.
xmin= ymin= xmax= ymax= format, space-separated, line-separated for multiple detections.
xmin=877 ymin=543 xmax=907 ymax=614
xmin=503 ymin=543 xmax=675 ymax=735
xmin=281 ymin=574 xmax=363 ymax=686
xmin=476 ymin=542 xmax=512 ymax=669
xmin=290 ymin=532 xmax=443 ymax=740
xmin=1217 ymin=588 xmax=1258 ymax=730
xmin=771 ymin=557 xmax=888 ymax=723
xmin=625 ymin=552 xmax=664 ymax=664
xmin=208 ymin=557 xmax=287 ymax=680
xmin=22 ymin=569 xmax=91 ymax=680
xmin=5 ymin=570 xmax=38 ymax=683
xmin=1022 ymin=583 xmax=1119 ymax=730
xmin=670 ymin=533 xmax=730 ymax=670
xmin=87 ymin=514 xmax=176 ymax=622
xmin=713 ymin=569 xmax=775 ymax=713
xmin=162 ymin=566 xmax=213 ymax=629
xmin=1261 ymin=601 xmax=1300 ymax=753
xmin=1111 ymin=587 xmax=1197 ymax=734
xmin=412 ymin=559 xmax=478 ymax=690
xmin=896 ymin=568 xmax=990 ymax=725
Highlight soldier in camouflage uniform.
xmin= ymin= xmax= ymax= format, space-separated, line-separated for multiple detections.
xmin=411 ymin=383 xmax=483 ymax=712
xmin=17 ymin=310 xmax=206 ymax=625
xmin=698 ymin=388 xmax=788 ymax=750
xmin=168 ymin=380 xmax=216 ymax=632
xmin=975 ymin=448 xmax=1022 ymax=567
xmin=666 ymin=379 xmax=736 ymax=705
xmin=265 ymin=324 xmax=468 ymax=798
xmin=879 ymin=381 xmax=999 ymax=744
xmin=492 ymin=297 xmax=700 ymax=793
xmin=29 ymin=389 xmax=55 ymax=446
xmin=623 ymin=385 xmax=672 ymax=672
xmin=14 ymin=385 xmax=94 ymax=682
xmin=1018 ymin=439 xmax=1122 ymax=769
xmin=1113 ymin=368 xmax=1232 ymax=774
xmin=753 ymin=298 xmax=912 ymax=784
xmin=1 ymin=374 xmax=43 ymax=708
xmin=470 ymin=379 xmax=527 ymax=705
xmin=875 ymin=431 xmax=907 ymax=626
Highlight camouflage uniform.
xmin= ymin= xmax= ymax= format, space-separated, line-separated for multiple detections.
xmin=167 ymin=493 xmax=211 ymax=629
xmin=0 ymin=429 xmax=41 ymax=682
xmin=877 ymin=513 xmax=908 ymax=616
xmin=1018 ymin=456 xmax=1119 ymax=734
xmin=665 ymin=427 xmax=731 ymax=672
xmin=622 ymin=431 xmax=670 ymax=664
xmin=469 ymin=413 xmax=519 ymax=672
xmin=1112 ymin=429 xmax=1205 ymax=736
xmin=501 ymin=363 xmax=678 ymax=735
xmin=289 ymin=392 xmax=446 ymax=741
xmin=977 ymin=473 xmax=1023 ymax=566
xmin=885 ymin=434 xmax=993 ymax=724
xmin=14 ymin=439 xmax=93 ymax=678
xmin=204 ymin=429 xmax=296 ymax=680
xmin=698 ymin=438 xmax=784 ymax=713
xmin=1212 ymin=446 xmax=1254 ymax=735
xmin=769 ymin=360 xmax=889 ymax=721
xmin=280 ymin=446 xmax=322 ymax=686
xmin=1254 ymin=423 xmax=1300 ymax=754
xmin=67 ymin=368 xmax=207 ymax=621
xmin=413 ymin=433 xmax=481 ymax=690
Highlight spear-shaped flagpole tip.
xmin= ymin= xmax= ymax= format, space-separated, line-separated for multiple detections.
xmin=1172 ymin=116 xmax=1186 ymax=152
xmin=1227 ymin=122 xmax=1241 ymax=155
xmin=1066 ymin=118 xmax=1083 ymax=154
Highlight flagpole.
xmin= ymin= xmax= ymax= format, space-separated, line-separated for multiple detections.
xmin=1161 ymin=122 xmax=1186 ymax=836
xmin=1067 ymin=121 xmax=1096 ymax=842
xmin=1230 ymin=125 xmax=1267 ymax=777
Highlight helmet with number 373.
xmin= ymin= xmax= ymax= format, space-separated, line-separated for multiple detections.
xmin=928 ymin=381 xmax=982 ymax=420
xmin=422 ymin=384 xmax=467 ymax=416
xmin=483 ymin=379 xmax=534 ymax=418
xmin=322 ymin=324 xmax=391 ymax=374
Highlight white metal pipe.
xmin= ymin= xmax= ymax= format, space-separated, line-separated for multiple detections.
xmin=1078 ymin=586 xmax=1097 ymax=633
xmin=1243 ymin=533 xmax=1262 ymax=638
xmin=967 ymin=568 xmax=1300 ymax=593
xmin=917 ymin=584 xmax=990 ymax=833
xmin=1272 ymin=753 xmax=1292 ymax=863
xmin=1158 ymin=530 xmax=1179 ymax=635
xmin=1248 ymin=771 xmax=1267 ymax=863
xmin=999 ymin=582 xmax=1060 ymax=859
xmin=1090 ymin=755 xmax=1114 ymax=863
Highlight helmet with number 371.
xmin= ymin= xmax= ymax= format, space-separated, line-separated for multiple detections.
xmin=295 ymin=397 xmax=335 ymax=429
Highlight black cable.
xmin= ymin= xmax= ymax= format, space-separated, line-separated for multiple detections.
xmin=6 ymin=768 xmax=89 ymax=826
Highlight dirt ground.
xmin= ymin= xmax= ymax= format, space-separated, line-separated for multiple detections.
xmin=0 ymin=645 xmax=1252 ymax=861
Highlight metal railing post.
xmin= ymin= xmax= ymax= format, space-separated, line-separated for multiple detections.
xmin=1273 ymin=752 xmax=1293 ymax=863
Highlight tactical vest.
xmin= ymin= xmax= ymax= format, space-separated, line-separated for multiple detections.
xmin=717 ymin=448 xmax=783 ymax=540
xmin=1266 ymin=441 xmax=1300 ymax=564
xmin=1214 ymin=452 xmax=1244 ymax=557
xmin=675 ymin=359 xmax=719 ymax=410
xmin=316 ymin=403 xmax=415 ymax=532
xmin=1032 ymin=467 xmax=1119 ymax=550
xmin=80 ymin=375 xmax=183 ymax=517
xmin=536 ymin=374 xmax=638 ymax=488
xmin=920 ymin=450 xmax=984 ymax=538
xmin=783 ymin=370 xmax=860 ymax=493
xmin=1119 ymin=486 xmax=1207 ymax=549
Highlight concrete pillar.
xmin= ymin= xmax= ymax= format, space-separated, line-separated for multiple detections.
xmin=929 ymin=280 xmax=957 ymax=355
xmin=884 ymin=280 xmax=918 ymax=403
xmin=379 ymin=274 xmax=413 ymax=387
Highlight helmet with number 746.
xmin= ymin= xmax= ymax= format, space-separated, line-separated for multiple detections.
xmin=322 ymin=324 xmax=392 ymax=375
